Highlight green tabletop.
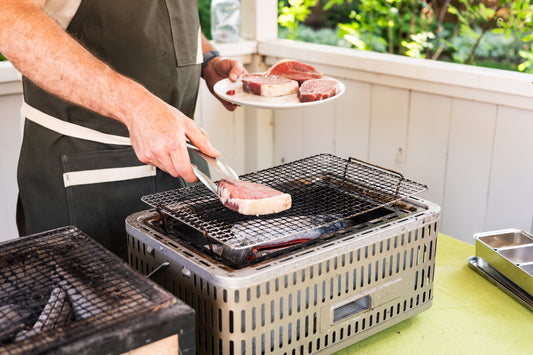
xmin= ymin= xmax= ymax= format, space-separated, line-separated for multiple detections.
xmin=336 ymin=234 xmax=533 ymax=354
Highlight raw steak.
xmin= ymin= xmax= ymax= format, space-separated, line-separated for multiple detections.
xmin=242 ymin=74 xmax=299 ymax=97
xmin=267 ymin=59 xmax=322 ymax=85
xmin=217 ymin=178 xmax=292 ymax=215
xmin=298 ymin=79 xmax=338 ymax=102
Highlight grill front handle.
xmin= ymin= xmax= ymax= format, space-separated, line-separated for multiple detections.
xmin=146 ymin=261 xmax=170 ymax=279
xmin=322 ymin=276 xmax=406 ymax=330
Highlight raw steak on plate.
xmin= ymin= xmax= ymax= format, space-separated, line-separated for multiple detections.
xmin=241 ymin=74 xmax=299 ymax=97
xmin=298 ymin=79 xmax=339 ymax=102
xmin=267 ymin=59 xmax=322 ymax=85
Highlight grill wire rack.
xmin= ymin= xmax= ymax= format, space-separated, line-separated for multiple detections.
xmin=142 ymin=154 xmax=428 ymax=249
xmin=0 ymin=227 xmax=185 ymax=355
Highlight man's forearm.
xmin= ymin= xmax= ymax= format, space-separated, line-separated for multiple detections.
xmin=0 ymin=0 xmax=151 ymax=127
xmin=201 ymin=33 xmax=217 ymax=55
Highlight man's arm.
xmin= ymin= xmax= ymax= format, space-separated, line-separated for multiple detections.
xmin=200 ymin=33 xmax=247 ymax=111
xmin=0 ymin=0 xmax=219 ymax=182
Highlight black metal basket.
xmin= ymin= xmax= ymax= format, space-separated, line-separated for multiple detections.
xmin=142 ymin=154 xmax=427 ymax=249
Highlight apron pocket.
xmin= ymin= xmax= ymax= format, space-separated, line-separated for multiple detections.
xmin=61 ymin=148 xmax=156 ymax=256
xmin=164 ymin=0 xmax=201 ymax=66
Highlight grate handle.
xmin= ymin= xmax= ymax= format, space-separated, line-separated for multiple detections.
xmin=344 ymin=156 xmax=408 ymax=198
xmin=146 ymin=261 xmax=170 ymax=279
xmin=345 ymin=156 xmax=405 ymax=180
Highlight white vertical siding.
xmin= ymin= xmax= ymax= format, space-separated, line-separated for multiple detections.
xmin=485 ymin=106 xmax=533 ymax=233
xmin=195 ymin=80 xmax=247 ymax=180
xmin=441 ymin=100 xmax=497 ymax=242
xmin=368 ymin=85 xmax=410 ymax=172
xmin=273 ymin=107 xmax=305 ymax=164
xmin=333 ymin=81 xmax=371 ymax=161
xmin=0 ymin=92 xmax=22 ymax=241
xmin=405 ymin=91 xmax=452 ymax=205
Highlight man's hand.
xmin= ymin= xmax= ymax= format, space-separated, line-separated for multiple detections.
xmin=202 ymin=56 xmax=247 ymax=111
xmin=125 ymin=96 xmax=220 ymax=183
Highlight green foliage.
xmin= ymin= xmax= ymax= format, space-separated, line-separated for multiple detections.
xmin=448 ymin=27 xmax=522 ymax=64
xmin=277 ymin=0 xmax=533 ymax=73
xmin=199 ymin=0 xmax=212 ymax=39
xmin=0 ymin=53 xmax=6 ymax=61
xmin=402 ymin=32 xmax=435 ymax=59
xmin=332 ymin=0 xmax=438 ymax=55
xmin=278 ymin=0 xmax=320 ymax=39
xmin=446 ymin=0 xmax=533 ymax=71
xmin=279 ymin=24 xmax=351 ymax=47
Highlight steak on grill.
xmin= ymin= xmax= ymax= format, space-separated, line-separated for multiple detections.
xmin=217 ymin=178 xmax=292 ymax=215
xmin=242 ymin=74 xmax=299 ymax=97
xmin=298 ymin=79 xmax=339 ymax=102
xmin=267 ymin=59 xmax=322 ymax=85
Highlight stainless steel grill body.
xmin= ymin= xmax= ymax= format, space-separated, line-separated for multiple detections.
xmin=127 ymin=197 xmax=440 ymax=354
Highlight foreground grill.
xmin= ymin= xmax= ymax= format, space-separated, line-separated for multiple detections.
xmin=128 ymin=154 xmax=440 ymax=354
xmin=0 ymin=227 xmax=194 ymax=355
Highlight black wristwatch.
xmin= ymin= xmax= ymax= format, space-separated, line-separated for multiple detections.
xmin=202 ymin=50 xmax=221 ymax=72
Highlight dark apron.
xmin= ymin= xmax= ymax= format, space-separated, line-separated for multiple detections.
xmin=17 ymin=0 xmax=207 ymax=259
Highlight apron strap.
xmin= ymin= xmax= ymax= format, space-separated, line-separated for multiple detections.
xmin=63 ymin=165 xmax=156 ymax=187
xmin=23 ymin=102 xmax=158 ymax=187
xmin=23 ymin=102 xmax=132 ymax=146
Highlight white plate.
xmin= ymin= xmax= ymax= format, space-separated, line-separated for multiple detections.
xmin=213 ymin=76 xmax=345 ymax=109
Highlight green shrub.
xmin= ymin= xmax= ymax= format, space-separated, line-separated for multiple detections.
xmin=278 ymin=0 xmax=533 ymax=73
xmin=279 ymin=25 xmax=351 ymax=47
xmin=199 ymin=0 xmax=212 ymax=39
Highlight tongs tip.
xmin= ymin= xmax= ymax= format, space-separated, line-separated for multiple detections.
xmin=187 ymin=142 xmax=239 ymax=180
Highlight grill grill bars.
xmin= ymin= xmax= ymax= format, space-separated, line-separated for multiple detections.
xmin=0 ymin=227 xmax=180 ymax=355
xmin=142 ymin=154 xmax=427 ymax=249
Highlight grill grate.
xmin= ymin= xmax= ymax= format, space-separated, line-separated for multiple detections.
xmin=142 ymin=154 xmax=427 ymax=249
xmin=0 ymin=227 xmax=180 ymax=355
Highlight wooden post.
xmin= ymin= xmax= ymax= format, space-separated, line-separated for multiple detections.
xmin=240 ymin=0 xmax=278 ymax=172
xmin=241 ymin=0 xmax=278 ymax=41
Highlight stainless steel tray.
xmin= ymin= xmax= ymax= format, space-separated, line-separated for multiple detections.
xmin=468 ymin=256 xmax=533 ymax=312
xmin=469 ymin=229 xmax=533 ymax=311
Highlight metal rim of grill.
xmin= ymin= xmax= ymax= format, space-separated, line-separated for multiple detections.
xmin=141 ymin=154 xmax=428 ymax=250
xmin=0 ymin=227 xmax=179 ymax=355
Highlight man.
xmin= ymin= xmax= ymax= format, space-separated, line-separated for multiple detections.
xmin=0 ymin=0 xmax=246 ymax=258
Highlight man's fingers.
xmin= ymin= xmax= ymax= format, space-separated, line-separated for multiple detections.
xmin=170 ymin=141 xmax=196 ymax=183
xmin=228 ymin=60 xmax=247 ymax=81
xmin=186 ymin=125 xmax=220 ymax=158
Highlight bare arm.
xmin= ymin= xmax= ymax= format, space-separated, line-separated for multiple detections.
xmin=0 ymin=0 xmax=219 ymax=182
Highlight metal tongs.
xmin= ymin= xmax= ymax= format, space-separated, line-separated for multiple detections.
xmin=186 ymin=142 xmax=239 ymax=194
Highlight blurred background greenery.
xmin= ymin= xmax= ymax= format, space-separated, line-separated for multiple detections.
xmin=277 ymin=0 xmax=533 ymax=73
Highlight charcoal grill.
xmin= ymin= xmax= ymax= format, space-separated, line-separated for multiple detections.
xmin=0 ymin=226 xmax=195 ymax=355
xmin=127 ymin=154 xmax=440 ymax=354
